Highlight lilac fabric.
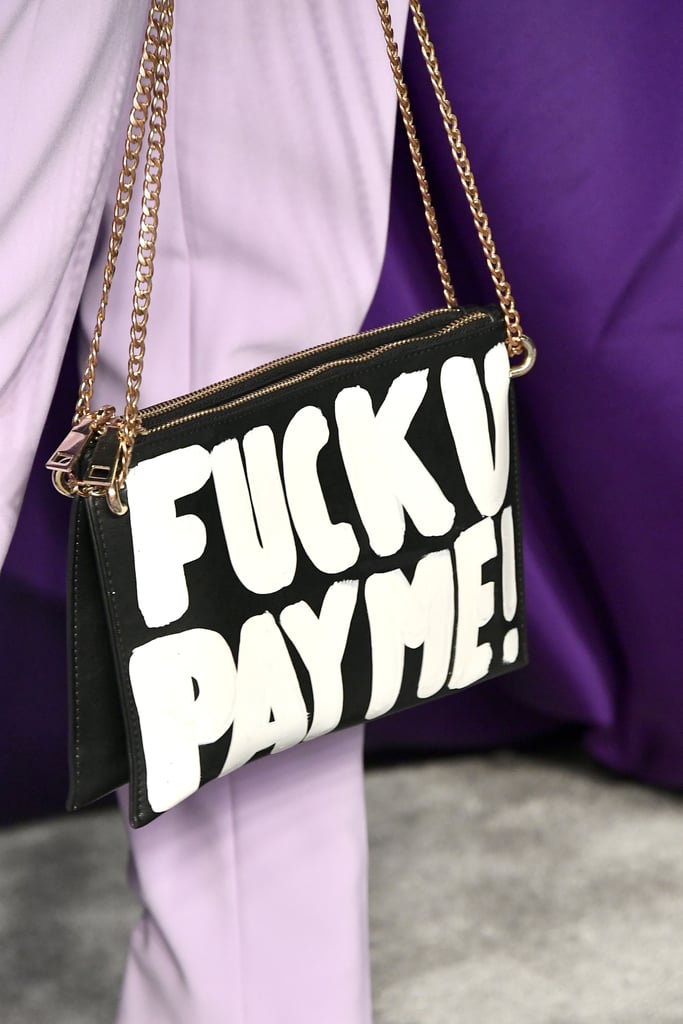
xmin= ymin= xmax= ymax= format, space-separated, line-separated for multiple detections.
xmin=2 ymin=0 xmax=683 ymax=832
xmin=3 ymin=4 xmax=404 ymax=1019
xmin=116 ymin=728 xmax=370 ymax=1024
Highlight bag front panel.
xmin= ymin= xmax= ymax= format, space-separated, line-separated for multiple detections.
xmin=85 ymin=313 xmax=527 ymax=826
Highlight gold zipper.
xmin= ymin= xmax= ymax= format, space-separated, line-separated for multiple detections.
xmin=141 ymin=307 xmax=474 ymax=421
xmin=145 ymin=310 xmax=490 ymax=436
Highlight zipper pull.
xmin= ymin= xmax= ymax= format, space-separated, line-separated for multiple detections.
xmin=81 ymin=423 xmax=128 ymax=516
xmin=46 ymin=407 xmax=117 ymax=497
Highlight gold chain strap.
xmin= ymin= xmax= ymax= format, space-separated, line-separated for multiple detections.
xmin=117 ymin=1 xmax=173 ymax=481
xmin=374 ymin=1 xmax=456 ymax=308
xmin=376 ymin=0 xmax=534 ymax=364
xmin=74 ymin=0 xmax=173 ymax=427
xmin=407 ymin=0 xmax=529 ymax=358
xmin=61 ymin=0 xmax=534 ymax=506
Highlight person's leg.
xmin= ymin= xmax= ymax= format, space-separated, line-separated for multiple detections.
xmin=116 ymin=727 xmax=370 ymax=1024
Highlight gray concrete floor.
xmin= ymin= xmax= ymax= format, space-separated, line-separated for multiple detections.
xmin=2 ymin=747 xmax=682 ymax=1023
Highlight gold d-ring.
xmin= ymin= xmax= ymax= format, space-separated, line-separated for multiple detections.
xmin=51 ymin=470 xmax=73 ymax=497
xmin=510 ymin=335 xmax=537 ymax=378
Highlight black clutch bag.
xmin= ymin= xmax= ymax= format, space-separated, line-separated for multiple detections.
xmin=47 ymin=0 xmax=536 ymax=827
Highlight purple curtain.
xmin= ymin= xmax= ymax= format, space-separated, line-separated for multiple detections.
xmin=1 ymin=338 xmax=75 ymax=822
xmin=365 ymin=2 xmax=683 ymax=784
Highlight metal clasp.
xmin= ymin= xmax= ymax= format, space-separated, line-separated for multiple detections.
xmin=81 ymin=426 xmax=128 ymax=516
xmin=509 ymin=335 xmax=537 ymax=379
xmin=46 ymin=407 xmax=117 ymax=497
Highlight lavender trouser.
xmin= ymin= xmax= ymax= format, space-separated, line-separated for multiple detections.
xmin=1 ymin=1 xmax=410 ymax=1019
xmin=116 ymin=729 xmax=370 ymax=1024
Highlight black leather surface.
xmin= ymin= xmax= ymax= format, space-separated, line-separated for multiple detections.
xmin=70 ymin=307 xmax=528 ymax=826
xmin=67 ymin=500 xmax=129 ymax=809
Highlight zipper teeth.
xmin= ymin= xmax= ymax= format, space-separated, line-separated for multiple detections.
xmin=142 ymin=307 xmax=456 ymax=420
xmin=146 ymin=311 xmax=488 ymax=436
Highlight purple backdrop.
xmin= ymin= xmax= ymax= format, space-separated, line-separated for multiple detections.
xmin=2 ymin=1 xmax=682 ymax=822
xmin=365 ymin=2 xmax=683 ymax=780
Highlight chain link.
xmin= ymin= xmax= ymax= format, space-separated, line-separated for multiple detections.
xmin=405 ymin=0 xmax=526 ymax=356
xmin=374 ymin=0 xmax=456 ymax=308
xmin=74 ymin=0 xmax=174 ymax=425
xmin=74 ymin=0 xmax=528 ymax=502
xmin=118 ymin=2 xmax=173 ymax=481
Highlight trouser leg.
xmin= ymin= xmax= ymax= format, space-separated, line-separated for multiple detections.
xmin=115 ymin=727 xmax=370 ymax=1024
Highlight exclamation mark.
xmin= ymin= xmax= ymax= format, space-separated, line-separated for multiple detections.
xmin=501 ymin=506 xmax=519 ymax=664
